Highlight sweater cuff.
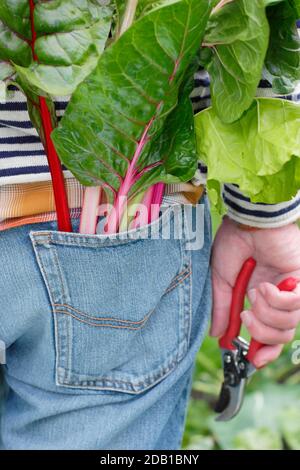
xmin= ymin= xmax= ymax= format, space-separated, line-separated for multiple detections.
xmin=222 ymin=184 xmax=300 ymax=228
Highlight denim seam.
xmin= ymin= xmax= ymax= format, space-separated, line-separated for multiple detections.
xmin=30 ymin=204 xmax=182 ymax=248
xmin=53 ymin=304 xmax=153 ymax=324
xmin=183 ymin=209 xmax=193 ymax=348
xmin=54 ymin=309 xmax=152 ymax=330
xmin=52 ymin=266 xmax=192 ymax=323
xmin=167 ymin=266 xmax=191 ymax=287
xmin=48 ymin=236 xmax=145 ymax=249
xmin=58 ymin=355 xmax=177 ymax=383
xmin=175 ymin=224 xmax=189 ymax=364
xmin=187 ymin=263 xmax=193 ymax=347
xmin=29 ymin=236 xmax=62 ymax=387
xmin=30 ymin=236 xmax=74 ymax=380
xmin=51 ymin=245 xmax=68 ymax=304
xmin=57 ymin=355 xmax=180 ymax=393
xmin=55 ymin=316 xmax=64 ymax=384
xmin=30 ymin=239 xmax=55 ymax=304
xmin=164 ymin=268 xmax=191 ymax=295
xmin=67 ymin=314 xmax=73 ymax=383
xmin=177 ymin=366 xmax=194 ymax=449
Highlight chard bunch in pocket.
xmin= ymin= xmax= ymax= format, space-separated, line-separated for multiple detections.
xmin=2 ymin=1 xmax=300 ymax=234
xmin=52 ymin=0 xmax=300 ymax=233
xmin=0 ymin=0 xmax=113 ymax=231
xmin=53 ymin=0 xmax=213 ymax=234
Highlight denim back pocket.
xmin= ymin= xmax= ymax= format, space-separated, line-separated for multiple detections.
xmin=30 ymin=205 xmax=192 ymax=394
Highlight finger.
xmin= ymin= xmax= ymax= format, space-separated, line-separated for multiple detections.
xmin=252 ymin=344 xmax=284 ymax=369
xmin=259 ymin=282 xmax=300 ymax=311
xmin=241 ymin=310 xmax=296 ymax=345
xmin=210 ymin=268 xmax=232 ymax=337
xmin=248 ymin=289 xmax=300 ymax=330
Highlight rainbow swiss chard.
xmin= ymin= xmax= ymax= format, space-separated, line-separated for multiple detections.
xmin=52 ymin=0 xmax=213 ymax=233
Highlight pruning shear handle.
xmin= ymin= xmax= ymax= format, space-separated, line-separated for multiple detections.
xmin=219 ymin=257 xmax=297 ymax=366
xmin=215 ymin=257 xmax=298 ymax=422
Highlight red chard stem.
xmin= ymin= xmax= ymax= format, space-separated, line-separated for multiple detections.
xmin=29 ymin=0 xmax=72 ymax=232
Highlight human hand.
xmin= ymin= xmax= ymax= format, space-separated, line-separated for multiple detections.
xmin=211 ymin=216 xmax=300 ymax=368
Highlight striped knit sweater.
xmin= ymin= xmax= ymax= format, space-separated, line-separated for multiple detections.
xmin=1 ymin=67 xmax=300 ymax=228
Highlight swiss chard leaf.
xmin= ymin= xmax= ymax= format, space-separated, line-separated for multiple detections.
xmin=264 ymin=0 xmax=300 ymax=94
xmin=135 ymin=0 xmax=169 ymax=17
xmin=296 ymin=0 xmax=300 ymax=14
xmin=0 ymin=0 xmax=112 ymax=95
xmin=128 ymin=57 xmax=200 ymax=199
xmin=52 ymin=0 xmax=212 ymax=200
xmin=200 ymin=0 xmax=270 ymax=123
xmin=263 ymin=0 xmax=299 ymax=12
xmin=195 ymin=97 xmax=300 ymax=204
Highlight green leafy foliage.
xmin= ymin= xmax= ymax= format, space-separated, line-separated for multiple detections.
xmin=200 ymin=0 xmax=270 ymax=123
xmin=281 ymin=407 xmax=300 ymax=449
xmin=265 ymin=0 xmax=300 ymax=94
xmin=296 ymin=0 xmax=300 ymax=14
xmin=195 ymin=97 xmax=300 ymax=205
xmin=52 ymin=0 xmax=212 ymax=199
xmin=209 ymin=384 xmax=300 ymax=450
xmin=233 ymin=428 xmax=282 ymax=450
xmin=0 ymin=0 xmax=112 ymax=96
xmin=113 ymin=1 xmax=164 ymax=40
xmin=182 ymin=399 xmax=215 ymax=450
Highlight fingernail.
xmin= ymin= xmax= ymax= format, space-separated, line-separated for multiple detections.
xmin=248 ymin=289 xmax=256 ymax=305
xmin=241 ymin=311 xmax=252 ymax=328
xmin=259 ymin=284 xmax=267 ymax=296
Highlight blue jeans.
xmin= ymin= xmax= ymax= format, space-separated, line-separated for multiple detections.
xmin=0 ymin=200 xmax=212 ymax=450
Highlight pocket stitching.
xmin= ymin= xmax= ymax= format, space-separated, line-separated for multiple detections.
xmin=53 ymin=303 xmax=151 ymax=324
xmin=52 ymin=244 xmax=68 ymax=303
xmin=29 ymin=204 xmax=182 ymax=249
xmin=55 ymin=308 xmax=153 ymax=330
xmin=164 ymin=266 xmax=192 ymax=295
xmin=52 ymin=265 xmax=192 ymax=324
xmin=58 ymin=355 xmax=179 ymax=392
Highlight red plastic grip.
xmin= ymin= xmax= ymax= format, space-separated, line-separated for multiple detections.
xmin=219 ymin=258 xmax=256 ymax=350
xmin=29 ymin=0 xmax=72 ymax=233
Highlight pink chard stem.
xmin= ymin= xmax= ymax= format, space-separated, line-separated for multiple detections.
xmin=150 ymin=183 xmax=165 ymax=222
xmin=131 ymin=185 xmax=155 ymax=229
xmin=79 ymin=186 xmax=102 ymax=234
xmin=104 ymin=110 xmax=159 ymax=234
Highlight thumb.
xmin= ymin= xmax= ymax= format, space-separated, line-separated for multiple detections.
xmin=210 ymin=268 xmax=233 ymax=337
xmin=210 ymin=216 xmax=254 ymax=337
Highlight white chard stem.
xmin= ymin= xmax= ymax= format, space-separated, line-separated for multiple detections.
xmin=212 ymin=0 xmax=234 ymax=14
xmin=119 ymin=0 xmax=139 ymax=36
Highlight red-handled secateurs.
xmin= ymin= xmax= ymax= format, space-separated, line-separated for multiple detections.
xmin=215 ymin=257 xmax=298 ymax=421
